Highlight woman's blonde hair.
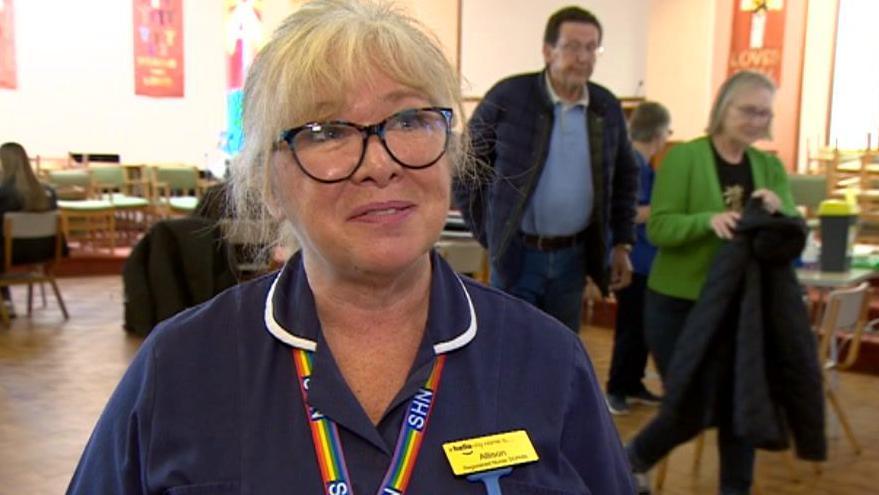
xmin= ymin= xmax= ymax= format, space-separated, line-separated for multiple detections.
xmin=229 ymin=0 xmax=470 ymax=252
xmin=0 ymin=142 xmax=51 ymax=212
xmin=706 ymin=70 xmax=776 ymax=138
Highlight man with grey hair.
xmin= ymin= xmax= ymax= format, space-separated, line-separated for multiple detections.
xmin=454 ymin=6 xmax=639 ymax=333
xmin=605 ymin=101 xmax=671 ymax=415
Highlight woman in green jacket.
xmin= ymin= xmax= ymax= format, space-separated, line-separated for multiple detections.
xmin=627 ymin=71 xmax=797 ymax=495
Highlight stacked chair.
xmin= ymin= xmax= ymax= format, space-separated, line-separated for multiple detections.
xmin=150 ymin=165 xmax=208 ymax=217
xmin=89 ymin=164 xmax=151 ymax=240
xmin=46 ymin=169 xmax=117 ymax=254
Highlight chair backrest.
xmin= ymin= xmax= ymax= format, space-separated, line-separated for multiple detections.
xmin=788 ymin=174 xmax=827 ymax=215
xmin=47 ymin=169 xmax=94 ymax=200
xmin=153 ymin=165 xmax=199 ymax=192
xmin=4 ymin=211 xmax=60 ymax=239
xmin=89 ymin=165 xmax=126 ymax=188
xmin=818 ymin=281 xmax=871 ymax=370
xmin=47 ymin=169 xmax=92 ymax=188
xmin=3 ymin=211 xmax=62 ymax=271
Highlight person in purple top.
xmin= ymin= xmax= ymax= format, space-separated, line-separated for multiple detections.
xmin=605 ymin=102 xmax=672 ymax=416
xmin=67 ymin=1 xmax=635 ymax=494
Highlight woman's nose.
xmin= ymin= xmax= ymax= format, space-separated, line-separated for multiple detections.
xmin=351 ymin=134 xmax=400 ymax=186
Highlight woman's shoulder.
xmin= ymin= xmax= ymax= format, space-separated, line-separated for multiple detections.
xmin=146 ymin=273 xmax=276 ymax=351
xmin=657 ymin=137 xmax=712 ymax=178
xmin=665 ymin=136 xmax=711 ymax=158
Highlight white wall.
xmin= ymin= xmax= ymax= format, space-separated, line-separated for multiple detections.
xmin=0 ymin=0 xmax=461 ymax=165
xmin=644 ymin=0 xmax=720 ymax=142
xmin=796 ymin=0 xmax=838 ymax=171
xmin=0 ymin=0 xmax=237 ymax=164
xmin=828 ymin=0 xmax=879 ymax=151
xmin=460 ymin=0 xmax=649 ymax=98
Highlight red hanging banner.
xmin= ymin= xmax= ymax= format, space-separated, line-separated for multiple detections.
xmin=728 ymin=0 xmax=786 ymax=86
xmin=0 ymin=0 xmax=17 ymax=89
xmin=133 ymin=0 xmax=184 ymax=97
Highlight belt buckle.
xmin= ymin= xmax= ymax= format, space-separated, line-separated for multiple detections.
xmin=536 ymin=235 xmax=547 ymax=251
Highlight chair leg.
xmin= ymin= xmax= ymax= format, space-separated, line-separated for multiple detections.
xmin=40 ymin=281 xmax=47 ymax=307
xmin=0 ymin=291 xmax=10 ymax=327
xmin=654 ymin=456 xmax=668 ymax=493
xmin=108 ymin=213 xmax=116 ymax=254
xmin=27 ymin=283 xmax=34 ymax=315
xmin=826 ymin=386 xmax=862 ymax=454
xmin=48 ymin=278 xmax=69 ymax=320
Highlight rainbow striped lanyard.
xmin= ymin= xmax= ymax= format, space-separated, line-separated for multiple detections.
xmin=292 ymin=348 xmax=447 ymax=495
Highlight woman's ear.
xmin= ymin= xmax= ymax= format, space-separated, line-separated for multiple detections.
xmin=263 ymin=154 xmax=287 ymax=220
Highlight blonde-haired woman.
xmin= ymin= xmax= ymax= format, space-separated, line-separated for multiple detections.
xmin=0 ymin=142 xmax=59 ymax=316
xmin=68 ymin=1 xmax=634 ymax=493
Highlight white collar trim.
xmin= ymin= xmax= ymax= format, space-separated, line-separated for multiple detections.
xmin=263 ymin=273 xmax=317 ymax=351
xmin=262 ymin=272 xmax=477 ymax=354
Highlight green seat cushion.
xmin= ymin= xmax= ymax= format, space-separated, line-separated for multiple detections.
xmin=58 ymin=199 xmax=115 ymax=211
xmin=103 ymin=193 xmax=149 ymax=208
xmin=168 ymin=196 xmax=198 ymax=211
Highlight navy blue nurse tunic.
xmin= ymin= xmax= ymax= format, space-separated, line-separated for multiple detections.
xmin=68 ymin=252 xmax=635 ymax=494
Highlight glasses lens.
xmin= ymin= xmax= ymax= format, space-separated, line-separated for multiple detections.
xmin=384 ymin=109 xmax=449 ymax=168
xmin=292 ymin=123 xmax=362 ymax=181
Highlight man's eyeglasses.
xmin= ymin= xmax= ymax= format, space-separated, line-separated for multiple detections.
xmin=735 ymin=105 xmax=773 ymax=121
xmin=559 ymin=42 xmax=604 ymax=56
xmin=277 ymin=107 xmax=453 ymax=184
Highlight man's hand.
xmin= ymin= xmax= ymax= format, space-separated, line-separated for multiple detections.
xmin=709 ymin=211 xmax=741 ymax=239
xmin=610 ymin=245 xmax=633 ymax=291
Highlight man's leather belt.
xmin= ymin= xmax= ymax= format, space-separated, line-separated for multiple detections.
xmin=520 ymin=230 xmax=588 ymax=251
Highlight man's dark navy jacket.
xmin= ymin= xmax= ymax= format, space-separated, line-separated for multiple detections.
xmin=453 ymin=71 xmax=638 ymax=294
xmin=68 ymin=253 xmax=635 ymax=494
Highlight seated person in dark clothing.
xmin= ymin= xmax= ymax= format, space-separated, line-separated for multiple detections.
xmin=0 ymin=142 xmax=62 ymax=316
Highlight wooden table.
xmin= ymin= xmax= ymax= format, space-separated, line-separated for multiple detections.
xmin=796 ymin=268 xmax=875 ymax=288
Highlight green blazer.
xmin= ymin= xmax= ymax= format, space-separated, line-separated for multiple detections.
xmin=646 ymin=136 xmax=797 ymax=300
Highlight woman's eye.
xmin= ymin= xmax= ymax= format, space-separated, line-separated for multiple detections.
xmin=305 ymin=126 xmax=345 ymax=142
xmin=394 ymin=112 xmax=433 ymax=131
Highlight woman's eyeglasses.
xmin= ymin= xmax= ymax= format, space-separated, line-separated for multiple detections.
xmin=277 ymin=107 xmax=453 ymax=184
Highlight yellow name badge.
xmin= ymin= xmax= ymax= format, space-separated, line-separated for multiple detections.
xmin=442 ymin=430 xmax=539 ymax=476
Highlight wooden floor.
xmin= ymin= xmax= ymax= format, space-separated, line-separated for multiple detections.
xmin=1 ymin=276 xmax=878 ymax=494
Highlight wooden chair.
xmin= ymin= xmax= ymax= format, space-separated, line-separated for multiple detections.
xmin=89 ymin=164 xmax=152 ymax=237
xmin=0 ymin=211 xmax=69 ymax=326
xmin=788 ymin=173 xmax=827 ymax=218
xmin=150 ymin=165 xmax=207 ymax=217
xmin=854 ymin=148 xmax=879 ymax=242
xmin=653 ymin=432 xmax=706 ymax=493
xmin=46 ymin=169 xmax=94 ymax=200
xmin=652 ymin=432 xmax=797 ymax=493
xmin=31 ymin=155 xmax=74 ymax=181
xmin=816 ymin=281 xmax=872 ymax=455
xmin=47 ymin=168 xmax=118 ymax=252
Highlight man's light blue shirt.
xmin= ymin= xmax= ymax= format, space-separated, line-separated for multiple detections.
xmin=520 ymin=76 xmax=593 ymax=236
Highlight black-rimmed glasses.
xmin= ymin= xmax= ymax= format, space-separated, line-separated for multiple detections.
xmin=277 ymin=107 xmax=453 ymax=183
